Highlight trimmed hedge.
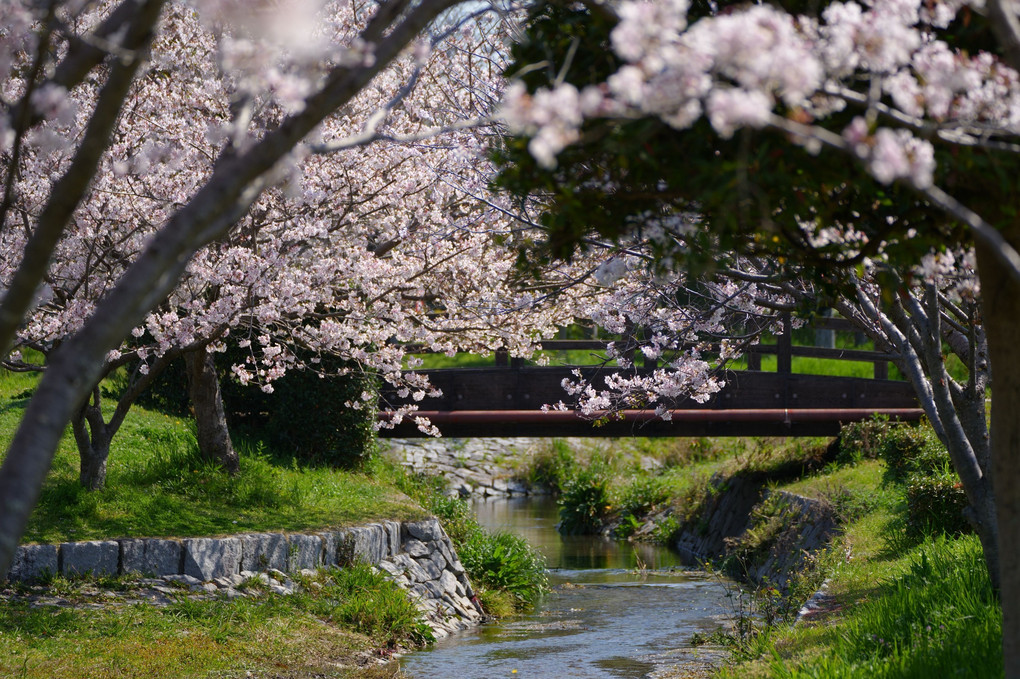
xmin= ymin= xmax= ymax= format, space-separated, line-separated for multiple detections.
xmin=141 ymin=347 xmax=377 ymax=468
xmin=221 ymin=350 xmax=378 ymax=469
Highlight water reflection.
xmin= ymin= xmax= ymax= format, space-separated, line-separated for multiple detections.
xmin=471 ymin=496 xmax=687 ymax=573
xmin=400 ymin=496 xmax=733 ymax=679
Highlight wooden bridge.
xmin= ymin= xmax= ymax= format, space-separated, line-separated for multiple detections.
xmin=378 ymin=320 xmax=923 ymax=438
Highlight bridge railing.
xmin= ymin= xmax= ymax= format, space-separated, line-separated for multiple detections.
xmin=487 ymin=314 xmax=898 ymax=380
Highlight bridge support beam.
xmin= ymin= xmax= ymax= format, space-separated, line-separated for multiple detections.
xmin=377 ymin=408 xmax=925 ymax=439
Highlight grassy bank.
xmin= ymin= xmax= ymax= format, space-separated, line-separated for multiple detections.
xmin=0 ymin=369 xmax=546 ymax=678
xmin=517 ymin=426 xmax=1001 ymax=678
xmin=0 ymin=564 xmax=427 ymax=679
xmin=0 ymin=370 xmax=423 ymax=545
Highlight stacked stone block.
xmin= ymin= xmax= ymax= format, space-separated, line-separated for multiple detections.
xmin=4 ymin=517 xmax=484 ymax=640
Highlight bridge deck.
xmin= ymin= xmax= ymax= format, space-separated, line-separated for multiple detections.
xmin=378 ymin=368 xmax=921 ymax=438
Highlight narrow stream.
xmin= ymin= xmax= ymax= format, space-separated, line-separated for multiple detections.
xmin=400 ymin=497 xmax=735 ymax=678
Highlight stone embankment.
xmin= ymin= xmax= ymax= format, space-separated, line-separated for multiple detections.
xmin=388 ymin=437 xmax=544 ymax=498
xmin=4 ymin=518 xmax=483 ymax=640
xmin=667 ymin=474 xmax=839 ymax=593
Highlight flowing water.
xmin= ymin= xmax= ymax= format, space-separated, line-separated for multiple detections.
xmin=400 ymin=497 xmax=735 ymax=679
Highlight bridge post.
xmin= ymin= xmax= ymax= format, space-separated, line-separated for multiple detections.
xmin=495 ymin=349 xmax=508 ymax=367
xmin=874 ymin=360 xmax=888 ymax=380
xmin=777 ymin=313 xmax=792 ymax=374
xmin=747 ymin=349 xmax=761 ymax=371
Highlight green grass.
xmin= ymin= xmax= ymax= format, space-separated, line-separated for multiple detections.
xmin=715 ymin=532 xmax=1001 ymax=679
xmin=0 ymin=565 xmax=423 ymax=678
xmin=702 ymin=438 xmax=1002 ymax=678
xmin=0 ymin=370 xmax=424 ymax=544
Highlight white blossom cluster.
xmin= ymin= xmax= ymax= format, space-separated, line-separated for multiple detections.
xmin=500 ymin=0 xmax=1020 ymax=190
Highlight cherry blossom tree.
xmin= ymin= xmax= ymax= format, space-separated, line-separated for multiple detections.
xmin=0 ymin=0 xmax=608 ymax=493
xmin=0 ymin=0 xmax=612 ymax=578
xmin=494 ymin=0 xmax=1020 ymax=669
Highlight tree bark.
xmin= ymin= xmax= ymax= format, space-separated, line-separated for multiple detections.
xmin=977 ymin=227 xmax=1020 ymax=678
xmin=71 ymin=401 xmax=112 ymax=491
xmin=185 ymin=345 xmax=239 ymax=474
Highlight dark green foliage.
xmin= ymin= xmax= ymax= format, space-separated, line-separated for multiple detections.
xmin=494 ymin=2 xmax=950 ymax=290
xmin=557 ymin=459 xmax=612 ymax=534
xmin=140 ymin=346 xmax=378 ymax=468
xmin=838 ymin=419 xmax=969 ymax=537
xmin=906 ymin=473 xmax=970 ymax=538
xmin=136 ymin=357 xmax=191 ymax=416
xmin=837 ymin=417 xmax=893 ymax=464
xmin=220 ymin=349 xmax=378 ymax=469
xmin=838 ymin=418 xmax=950 ymax=481
xmin=878 ymin=426 xmax=951 ymax=484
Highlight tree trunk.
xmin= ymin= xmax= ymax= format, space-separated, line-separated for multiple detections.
xmin=77 ymin=442 xmax=110 ymax=490
xmin=977 ymin=230 xmax=1020 ymax=678
xmin=184 ymin=345 xmax=239 ymax=474
xmin=71 ymin=407 xmax=112 ymax=491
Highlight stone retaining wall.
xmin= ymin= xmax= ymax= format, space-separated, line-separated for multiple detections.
xmin=5 ymin=518 xmax=483 ymax=639
xmin=388 ymin=438 xmax=542 ymax=498
xmin=672 ymin=474 xmax=839 ymax=592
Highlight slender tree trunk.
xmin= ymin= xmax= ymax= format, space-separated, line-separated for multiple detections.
xmin=977 ymin=229 xmax=1020 ymax=678
xmin=184 ymin=345 xmax=239 ymax=474
xmin=70 ymin=388 xmax=116 ymax=490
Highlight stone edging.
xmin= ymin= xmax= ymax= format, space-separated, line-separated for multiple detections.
xmin=5 ymin=518 xmax=483 ymax=639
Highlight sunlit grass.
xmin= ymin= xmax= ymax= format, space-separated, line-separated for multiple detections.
xmin=0 ymin=565 xmax=422 ymax=678
xmin=709 ymin=450 xmax=1001 ymax=678
xmin=0 ymin=370 xmax=424 ymax=544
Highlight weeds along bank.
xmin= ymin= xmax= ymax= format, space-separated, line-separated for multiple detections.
xmin=520 ymin=424 xmax=1001 ymax=677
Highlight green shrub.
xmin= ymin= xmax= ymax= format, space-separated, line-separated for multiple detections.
xmin=618 ymin=476 xmax=670 ymax=516
xmin=839 ymin=417 xmax=948 ymax=475
xmin=879 ymin=425 xmax=949 ymax=483
xmin=457 ymin=531 xmax=548 ymax=605
xmin=390 ymin=465 xmax=548 ymax=609
xmin=906 ymin=471 xmax=970 ymax=537
xmin=521 ymin=439 xmax=577 ymax=491
xmin=558 ymin=460 xmax=612 ymax=534
xmin=837 ymin=417 xmax=891 ymax=464
xmin=837 ymin=420 xmax=968 ymax=536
